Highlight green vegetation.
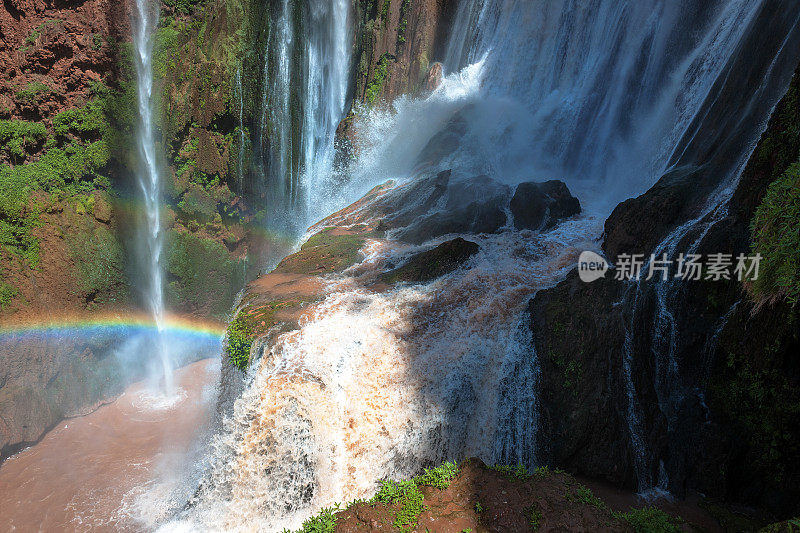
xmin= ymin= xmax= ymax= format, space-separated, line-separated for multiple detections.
xmin=372 ymin=461 xmax=459 ymax=532
xmin=397 ymin=0 xmax=410 ymax=45
xmin=288 ymin=503 xmax=340 ymax=533
xmin=15 ymin=81 xmax=54 ymax=104
xmin=163 ymin=0 xmax=209 ymax=15
xmin=613 ymin=507 xmax=683 ymax=533
xmin=68 ymin=214 xmax=126 ymax=304
xmin=759 ymin=518 xmax=800 ymax=532
xmin=0 ymin=280 xmax=19 ymax=309
xmin=751 ymin=160 xmax=800 ymax=305
xmin=526 ymin=503 xmax=542 ymax=530
xmin=489 ymin=463 xmax=530 ymax=481
xmin=225 ymin=309 xmax=255 ymax=371
xmin=165 ymin=230 xmax=246 ymax=317
xmin=712 ymin=345 xmax=800 ymax=483
xmin=566 ymin=484 xmax=607 ymax=510
xmin=374 ymin=479 xmax=424 ymax=532
xmin=274 ymin=228 xmax=367 ymax=275
xmin=286 ymin=461 xmax=459 ymax=533
xmin=365 ymin=53 xmax=392 ymax=105
xmin=0 ymin=120 xmax=47 ymax=161
xmin=550 ymin=352 xmax=584 ymax=395
xmin=380 ymin=0 xmax=391 ymax=24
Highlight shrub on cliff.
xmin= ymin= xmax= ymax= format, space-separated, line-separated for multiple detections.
xmin=751 ymin=161 xmax=800 ymax=305
xmin=225 ymin=310 xmax=253 ymax=371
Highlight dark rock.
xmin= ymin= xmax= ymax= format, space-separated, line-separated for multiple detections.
xmin=510 ymin=180 xmax=581 ymax=231
xmin=374 ymin=170 xmax=511 ymax=244
xmin=381 ymin=237 xmax=480 ymax=283
xmin=392 ymin=174 xmax=510 ymax=244
xmin=527 ymin=270 xmax=636 ymax=487
xmin=415 ymin=109 xmax=469 ymax=167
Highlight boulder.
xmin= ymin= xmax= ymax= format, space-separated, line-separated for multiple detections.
xmin=390 ymin=174 xmax=510 ymax=244
xmin=381 ymin=237 xmax=480 ymax=283
xmin=510 ymin=180 xmax=581 ymax=230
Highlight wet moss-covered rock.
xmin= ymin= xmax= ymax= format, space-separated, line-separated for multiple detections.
xmin=274 ymin=228 xmax=369 ymax=275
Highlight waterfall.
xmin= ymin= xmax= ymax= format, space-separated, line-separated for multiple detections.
xmin=132 ymin=0 xmax=172 ymax=391
xmin=157 ymin=0 xmax=800 ymax=528
xmin=254 ymin=0 xmax=351 ymax=236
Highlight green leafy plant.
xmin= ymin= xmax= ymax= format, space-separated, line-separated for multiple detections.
xmin=489 ymin=463 xmax=530 ymax=481
xmin=526 ymin=504 xmax=542 ymax=530
xmin=225 ymin=310 xmax=254 ymax=370
xmin=15 ymin=81 xmax=53 ymax=104
xmin=613 ymin=507 xmax=682 ymax=533
xmin=288 ymin=504 xmax=340 ymax=533
xmin=751 ymin=160 xmax=800 ymax=305
xmin=566 ymin=484 xmax=607 ymax=511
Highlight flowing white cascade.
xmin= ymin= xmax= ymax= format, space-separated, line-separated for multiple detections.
xmin=259 ymin=0 xmax=351 ymax=234
xmin=441 ymin=0 xmax=763 ymax=208
xmin=157 ymin=1 xmax=800 ymax=530
xmin=132 ymin=0 xmax=172 ymax=391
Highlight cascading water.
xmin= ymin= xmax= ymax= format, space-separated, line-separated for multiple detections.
xmin=132 ymin=0 xmax=172 ymax=391
xmin=614 ymin=1 xmax=800 ymax=494
xmin=253 ymin=0 xmax=351 ymax=235
xmin=160 ymin=0 xmax=800 ymax=529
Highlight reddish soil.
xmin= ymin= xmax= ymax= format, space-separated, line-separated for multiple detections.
xmin=335 ymin=459 xmax=630 ymax=532
xmin=0 ymin=0 xmax=131 ymax=121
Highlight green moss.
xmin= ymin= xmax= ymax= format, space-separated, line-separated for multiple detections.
xmin=365 ymin=53 xmax=392 ymax=105
xmin=613 ymin=507 xmax=683 ymax=533
xmin=396 ymin=0 xmax=410 ymax=45
xmin=751 ymin=160 xmax=800 ymax=305
xmin=274 ymin=228 xmax=367 ymax=275
xmin=550 ymin=352 xmax=584 ymax=396
xmin=164 ymin=230 xmax=246 ymax=317
xmin=68 ymin=218 xmax=127 ymax=303
xmin=15 ymin=81 xmax=54 ymax=104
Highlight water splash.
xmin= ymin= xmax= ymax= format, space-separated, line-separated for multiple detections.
xmin=132 ymin=0 xmax=172 ymax=392
xmin=164 ymin=213 xmax=602 ymax=531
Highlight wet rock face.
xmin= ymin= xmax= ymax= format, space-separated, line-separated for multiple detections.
xmin=378 ymin=170 xmax=510 ymax=244
xmin=529 ymin=63 xmax=800 ymax=516
xmin=510 ymin=180 xmax=581 ymax=231
xmin=381 ymin=237 xmax=479 ymax=283
xmin=377 ymin=170 xmax=581 ymax=244
xmin=527 ymin=270 xmax=635 ymax=488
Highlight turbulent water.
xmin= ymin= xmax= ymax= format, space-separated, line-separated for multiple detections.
xmin=161 ymin=0 xmax=800 ymax=529
xmin=132 ymin=0 xmax=172 ymax=390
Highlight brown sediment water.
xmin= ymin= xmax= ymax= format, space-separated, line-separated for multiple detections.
xmin=0 ymin=358 xmax=219 ymax=532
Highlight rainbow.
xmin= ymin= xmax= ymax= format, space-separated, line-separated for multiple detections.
xmin=0 ymin=312 xmax=228 ymax=339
